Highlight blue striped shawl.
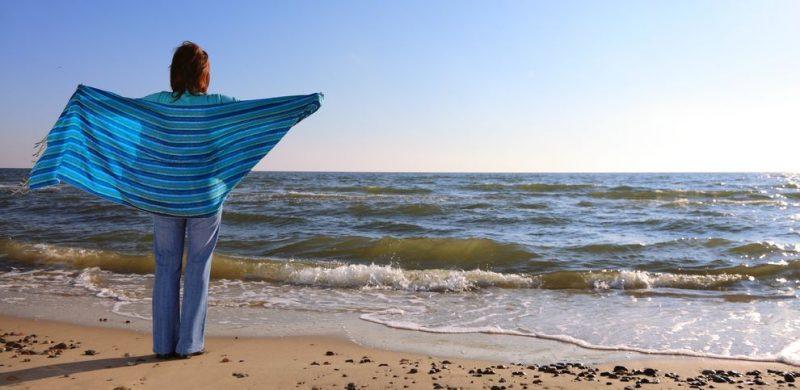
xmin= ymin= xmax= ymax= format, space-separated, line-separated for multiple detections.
xmin=27 ymin=85 xmax=322 ymax=217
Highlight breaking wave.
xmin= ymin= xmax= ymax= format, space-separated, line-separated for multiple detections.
xmin=589 ymin=187 xmax=774 ymax=201
xmin=463 ymin=183 xmax=594 ymax=192
xmin=2 ymin=238 xmax=797 ymax=292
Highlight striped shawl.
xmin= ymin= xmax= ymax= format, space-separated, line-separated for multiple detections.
xmin=27 ymin=85 xmax=322 ymax=217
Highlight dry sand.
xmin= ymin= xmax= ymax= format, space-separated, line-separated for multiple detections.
xmin=0 ymin=314 xmax=797 ymax=389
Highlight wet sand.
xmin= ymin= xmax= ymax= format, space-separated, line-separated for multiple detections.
xmin=0 ymin=314 xmax=797 ymax=389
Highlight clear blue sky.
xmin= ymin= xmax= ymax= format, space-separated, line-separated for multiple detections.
xmin=1 ymin=1 xmax=798 ymax=172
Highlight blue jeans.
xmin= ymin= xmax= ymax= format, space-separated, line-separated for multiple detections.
xmin=151 ymin=211 xmax=222 ymax=355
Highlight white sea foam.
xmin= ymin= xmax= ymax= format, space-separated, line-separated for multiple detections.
xmin=596 ymin=270 xmax=745 ymax=290
xmin=281 ymin=263 xmax=538 ymax=291
xmin=256 ymin=263 xmax=753 ymax=292
xmin=2 ymin=264 xmax=799 ymax=366
xmin=779 ymin=340 xmax=800 ymax=365
xmin=74 ymin=267 xmax=149 ymax=302
xmin=360 ymin=309 xmax=791 ymax=364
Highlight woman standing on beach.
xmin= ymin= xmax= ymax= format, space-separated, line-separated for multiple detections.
xmin=141 ymin=41 xmax=236 ymax=359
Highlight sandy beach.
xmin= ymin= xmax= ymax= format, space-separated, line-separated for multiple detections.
xmin=0 ymin=314 xmax=796 ymax=389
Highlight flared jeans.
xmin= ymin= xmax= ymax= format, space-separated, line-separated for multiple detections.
xmin=151 ymin=211 xmax=221 ymax=355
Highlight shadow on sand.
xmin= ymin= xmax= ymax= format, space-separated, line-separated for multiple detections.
xmin=3 ymin=354 xmax=165 ymax=384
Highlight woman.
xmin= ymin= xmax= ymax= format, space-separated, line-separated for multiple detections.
xmin=141 ymin=41 xmax=236 ymax=359
xmin=28 ymin=39 xmax=320 ymax=359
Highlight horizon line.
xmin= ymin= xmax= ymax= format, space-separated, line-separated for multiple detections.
xmin=0 ymin=167 xmax=795 ymax=175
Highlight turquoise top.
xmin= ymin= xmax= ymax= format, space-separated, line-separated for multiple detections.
xmin=141 ymin=91 xmax=237 ymax=105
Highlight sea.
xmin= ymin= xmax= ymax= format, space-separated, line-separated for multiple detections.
xmin=0 ymin=168 xmax=798 ymax=364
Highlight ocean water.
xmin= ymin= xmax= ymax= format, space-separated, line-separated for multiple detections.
xmin=0 ymin=169 xmax=798 ymax=364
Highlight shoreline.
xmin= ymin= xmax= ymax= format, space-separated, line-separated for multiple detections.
xmin=1 ymin=314 xmax=798 ymax=389
xmin=1 ymin=287 xmax=799 ymax=367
